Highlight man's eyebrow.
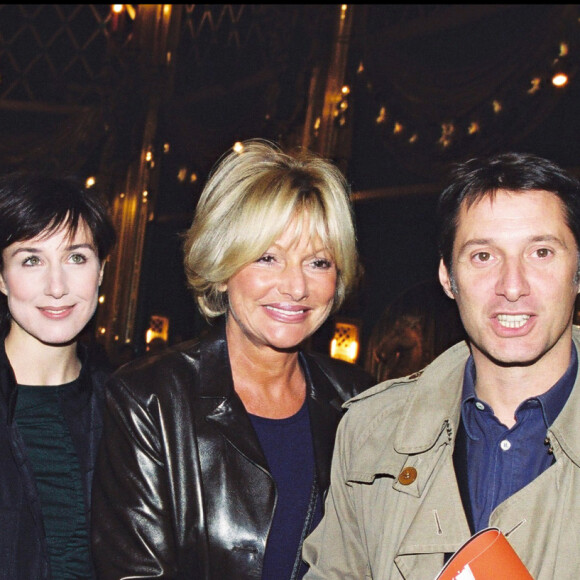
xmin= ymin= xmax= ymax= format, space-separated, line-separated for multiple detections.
xmin=456 ymin=239 xmax=492 ymax=254
xmin=457 ymin=234 xmax=569 ymax=254
xmin=528 ymin=234 xmax=567 ymax=246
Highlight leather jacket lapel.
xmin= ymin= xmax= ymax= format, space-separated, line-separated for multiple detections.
xmin=198 ymin=324 xmax=358 ymax=490
xmin=200 ymin=323 xmax=270 ymax=474
xmin=206 ymin=395 xmax=270 ymax=474
xmin=302 ymin=354 xmax=344 ymax=494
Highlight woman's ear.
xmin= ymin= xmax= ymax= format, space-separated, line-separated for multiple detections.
xmin=0 ymin=272 xmax=7 ymax=297
xmin=99 ymin=262 xmax=106 ymax=286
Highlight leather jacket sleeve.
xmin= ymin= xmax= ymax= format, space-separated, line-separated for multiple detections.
xmin=92 ymin=372 xmax=183 ymax=579
xmin=91 ymin=336 xmax=248 ymax=580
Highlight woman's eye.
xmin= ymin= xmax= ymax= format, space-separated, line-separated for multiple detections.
xmin=70 ymin=253 xmax=87 ymax=264
xmin=257 ymin=254 xmax=275 ymax=264
xmin=312 ymin=258 xmax=332 ymax=269
xmin=22 ymin=256 xmax=41 ymax=266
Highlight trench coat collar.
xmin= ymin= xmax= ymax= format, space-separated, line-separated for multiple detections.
xmin=346 ymin=340 xmax=469 ymax=488
xmin=390 ymin=329 xmax=580 ymax=467
xmin=388 ymin=329 xmax=580 ymax=463
xmin=393 ymin=340 xmax=467 ymax=455
xmin=346 ymin=330 xmax=580 ymax=487
xmin=546 ymin=328 xmax=580 ymax=467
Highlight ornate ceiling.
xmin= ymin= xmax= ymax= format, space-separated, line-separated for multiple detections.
xmin=2 ymin=5 xmax=578 ymax=186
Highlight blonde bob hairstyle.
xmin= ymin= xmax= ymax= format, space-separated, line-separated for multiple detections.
xmin=183 ymin=139 xmax=358 ymax=319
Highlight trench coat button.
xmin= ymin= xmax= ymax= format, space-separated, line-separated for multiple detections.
xmin=398 ymin=466 xmax=417 ymax=485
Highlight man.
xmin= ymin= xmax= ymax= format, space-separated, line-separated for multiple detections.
xmin=303 ymin=153 xmax=580 ymax=579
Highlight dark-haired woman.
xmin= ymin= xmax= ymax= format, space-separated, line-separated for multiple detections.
xmin=0 ymin=173 xmax=116 ymax=579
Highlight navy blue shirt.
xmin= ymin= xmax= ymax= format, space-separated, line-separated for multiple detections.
xmin=249 ymin=400 xmax=322 ymax=580
xmin=460 ymin=345 xmax=577 ymax=532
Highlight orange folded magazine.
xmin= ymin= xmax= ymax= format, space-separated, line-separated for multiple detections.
xmin=435 ymin=527 xmax=533 ymax=580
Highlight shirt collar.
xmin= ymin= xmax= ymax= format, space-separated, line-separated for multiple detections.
xmin=538 ymin=343 xmax=577 ymax=425
xmin=461 ymin=343 xmax=578 ymax=427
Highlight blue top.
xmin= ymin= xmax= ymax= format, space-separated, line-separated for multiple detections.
xmin=460 ymin=345 xmax=577 ymax=531
xmin=15 ymin=381 xmax=92 ymax=579
xmin=249 ymin=400 xmax=322 ymax=580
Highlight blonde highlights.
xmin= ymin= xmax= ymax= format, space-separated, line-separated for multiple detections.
xmin=183 ymin=140 xmax=358 ymax=319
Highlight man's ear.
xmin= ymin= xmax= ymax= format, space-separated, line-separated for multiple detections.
xmin=438 ymin=259 xmax=455 ymax=300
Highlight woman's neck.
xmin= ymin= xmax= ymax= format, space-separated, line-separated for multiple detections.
xmin=226 ymin=326 xmax=306 ymax=418
xmin=4 ymin=332 xmax=81 ymax=386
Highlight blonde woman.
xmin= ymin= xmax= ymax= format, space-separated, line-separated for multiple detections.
xmin=92 ymin=140 xmax=373 ymax=580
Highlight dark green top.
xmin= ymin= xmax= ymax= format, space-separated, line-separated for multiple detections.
xmin=15 ymin=381 xmax=91 ymax=579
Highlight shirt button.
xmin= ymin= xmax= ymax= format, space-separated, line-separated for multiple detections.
xmin=475 ymin=402 xmax=485 ymax=411
xmin=500 ymin=439 xmax=511 ymax=451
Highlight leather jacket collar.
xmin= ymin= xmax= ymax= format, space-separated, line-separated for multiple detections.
xmin=178 ymin=319 xmax=357 ymax=490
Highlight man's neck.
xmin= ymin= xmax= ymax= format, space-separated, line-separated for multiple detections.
xmin=472 ymin=341 xmax=574 ymax=428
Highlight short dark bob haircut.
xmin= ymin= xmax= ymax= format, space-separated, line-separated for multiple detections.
xmin=0 ymin=171 xmax=116 ymax=334
xmin=0 ymin=171 xmax=116 ymax=265
xmin=437 ymin=152 xmax=580 ymax=271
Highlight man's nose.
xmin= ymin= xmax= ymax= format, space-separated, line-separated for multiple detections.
xmin=495 ymin=257 xmax=530 ymax=302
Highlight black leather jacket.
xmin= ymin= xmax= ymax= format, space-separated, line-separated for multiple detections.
xmin=92 ymin=322 xmax=373 ymax=579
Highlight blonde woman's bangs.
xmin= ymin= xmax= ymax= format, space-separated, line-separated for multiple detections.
xmin=183 ymin=139 xmax=358 ymax=319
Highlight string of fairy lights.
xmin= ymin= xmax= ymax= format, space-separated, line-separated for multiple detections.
xmin=352 ymin=44 xmax=574 ymax=150
xmin=332 ymin=6 xmax=580 ymax=176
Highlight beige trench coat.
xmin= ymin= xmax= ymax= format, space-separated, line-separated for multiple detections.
xmin=303 ymin=329 xmax=580 ymax=580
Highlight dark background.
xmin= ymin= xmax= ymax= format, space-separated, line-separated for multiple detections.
xmin=1 ymin=5 xmax=579 ymax=363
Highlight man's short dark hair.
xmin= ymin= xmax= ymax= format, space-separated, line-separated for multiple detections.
xmin=437 ymin=152 xmax=580 ymax=271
